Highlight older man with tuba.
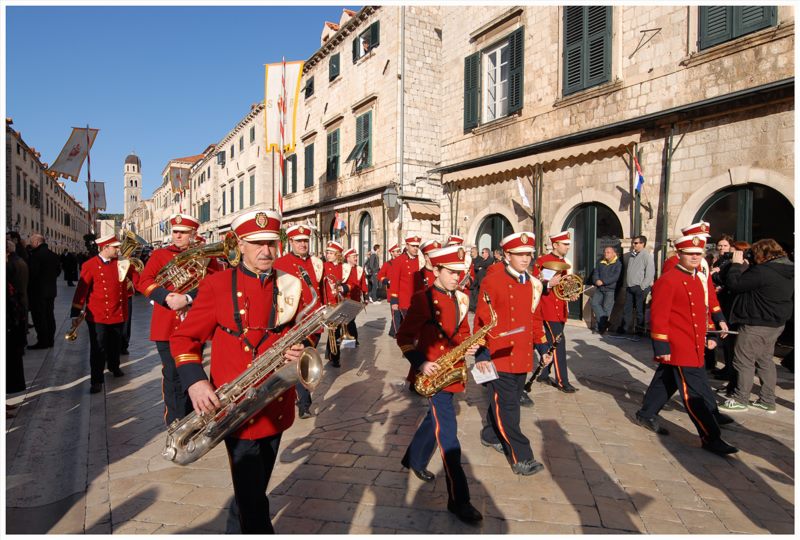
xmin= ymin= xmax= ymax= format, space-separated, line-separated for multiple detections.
xmin=169 ymin=209 xmax=312 ymax=534
xmin=137 ymin=213 xmax=220 ymax=426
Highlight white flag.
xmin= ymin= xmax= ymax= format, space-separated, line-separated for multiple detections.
xmin=86 ymin=181 xmax=107 ymax=211
xmin=264 ymin=60 xmax=304 ymax=153
xmin=49 ymin=127 xmax=99 ymax=181
xmin=517 ymin=177 xmax=532 ymax=210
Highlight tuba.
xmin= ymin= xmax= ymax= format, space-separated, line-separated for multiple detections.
xmin=162 ymin=277 xmax=362 ymax=466
xmin=541 ymin=260 xmax=585 ymax=301
xmin=118 ymin=230 xmax=146 ymax=281
xmin=414 ymin=293 xmax=497 ymax=397
xmin=154 ymin=232 xmax=241 ymax=294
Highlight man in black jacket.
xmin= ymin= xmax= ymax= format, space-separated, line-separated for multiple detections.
xmin=720 ymin=239 xmax=794 ymax=414
xmin=27 ymin=234 xmax=61 ymax=349
xmin=590 ymin=246 xmax=622 ymax=334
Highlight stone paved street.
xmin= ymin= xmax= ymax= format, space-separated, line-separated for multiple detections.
xmin=6 ymin=281 xmax=795 ymax=534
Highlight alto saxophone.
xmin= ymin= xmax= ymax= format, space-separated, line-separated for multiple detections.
xmin=413 ymin=293 xmax=498 ymax=397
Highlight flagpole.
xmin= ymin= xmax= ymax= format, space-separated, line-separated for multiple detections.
xmin=277 ymin=56 xmax=287 ymax=254
xmin=85 ymin=124 xmax=96 ymax=234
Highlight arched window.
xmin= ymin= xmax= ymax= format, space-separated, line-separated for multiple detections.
xmin=475 ymin=214 xmax=513 ymax=253
xmin=359 ymin=212 xmax=372 ymax=266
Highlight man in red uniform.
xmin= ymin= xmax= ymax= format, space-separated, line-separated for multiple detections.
xmin=138 ymin=213 xmax=214 ymax=426
xmin=342 ymin=247 xmax=367 ymax=345
xmin=169 ymin=209 xmax=310 ymax=533
xmin=474 ymin=232 xmax=545 ymax=475
xmin=70 ymin=234 xmax=139 ymax=394
xmin=378 ymin=243 xmax=402 ymax=330
xmin=635 ymin=235 xmax=738 ymax=456
xmin=274 ymin=224 xmax=324 ymax=419
xmin=531 ymin=231 xmax=580 ymax=393
xmin=419 ymin=239 xmax=441 ymax=288
xmin=397 ymin=245 xmax=482 ymax=523
xmin=322 ymin=241 xmax=348 ymax=367
xmin=446 ymin=235 xmax=474 ymax=290
xmin=387 ymin=235 xmax=425 ymax=337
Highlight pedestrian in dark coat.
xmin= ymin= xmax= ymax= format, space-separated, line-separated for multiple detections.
xmin=7 ymin=243 xmax=27 ymax=396
xmin=590 ymin=246 xmax=622 ymax=333
xmin=27 ymin=234 xmax=61 ymax=349
xmin=61 ymin=249 xmax=79 ymax=286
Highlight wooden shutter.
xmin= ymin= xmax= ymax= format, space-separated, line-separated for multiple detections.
xmin=463 ymin=52 xmax=480 ymax=131
xmin=563 ymin=6 xmax=585 ymax=95
xmin=699 ymin=6 xmax=732 ymax=50
xmin=507 ymin=27 xmax=525 ymax=114
xmin=585 ymin=6 xmax=611 ymax=89
xmin=370 ymin=21 xmax=380 ymax=49
xmin=736 ymin=6 xmax=777 ymax=36
xmin=352 ymin=36 xmax=359 ymax=63
xmin=305 ymin=144 xmax=314 ymax=188
xmin=329 ymin=54 xmax=340 ymax=81
xmin=290 ymin=155 xmax=297 ymax=193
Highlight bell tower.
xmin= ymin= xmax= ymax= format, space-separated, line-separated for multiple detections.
xmin=123 ymin=152 xmax=142 ymax=220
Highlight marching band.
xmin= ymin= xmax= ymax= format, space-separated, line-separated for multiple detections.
xmin=63 ymin=207 xmax=755 ymax=531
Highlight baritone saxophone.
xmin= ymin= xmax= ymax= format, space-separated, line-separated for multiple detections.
xmin=413 ymin=293 xmax=497 ymax=397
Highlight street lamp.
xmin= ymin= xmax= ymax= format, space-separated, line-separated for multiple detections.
xmin=382 ymin=184 xmax=399 ymax=210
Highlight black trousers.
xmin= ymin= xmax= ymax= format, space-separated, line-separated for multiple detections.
xmin=224 ymin=433 xmax=282 ymax=534
xmin=638 ymin=364 xmax=720 ymax=442
xmin=539 ymin=321 xmax=570 ymax=387
xmin=481 ymin=372 xmax=534 ymax=463
xmin=346 ymin=319 xmax=359 ymax=342
xmin=121 ymin=297 xmax=133 ymax=351
xmin=86 ymin=320 xmax=123 ymax=385
xmin=31 ymin=295 xmax=56 ymax=346
xmin=156 ymin=341 xmax=193 ymax=426
xmin=295 ymin=382 xmax=312 ymax=410
xmin=389 ymin=308 xmax=406 ymax=338
xmin=325 ymin=325 xmax=342 ymax=364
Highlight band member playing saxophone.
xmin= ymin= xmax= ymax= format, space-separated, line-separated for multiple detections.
xmin=396 ymin=245 xmax=482 ymax=523
xmin=169 ymin=209 xmax=312 ymax=534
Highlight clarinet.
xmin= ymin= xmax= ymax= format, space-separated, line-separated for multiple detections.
xmin=524 ymin=332 xmax=564 ymax=393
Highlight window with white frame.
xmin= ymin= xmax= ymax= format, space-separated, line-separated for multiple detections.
xmin=482 ymin=42 xmax=509 ymax=123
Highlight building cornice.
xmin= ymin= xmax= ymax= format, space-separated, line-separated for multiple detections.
xmin=304 ymin=6 xmax=379 ymax=72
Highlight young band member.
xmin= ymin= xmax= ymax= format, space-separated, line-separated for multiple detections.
xmin=397 ymin=245 xmax=483 ymax=523
xmin=342 ymin=247 xmax=367 ymax=344
xmin=635 ymin=235 xmax=738 ymax=456
xmin=322 ymin=241 xmax=348 ymax=368
xmin=274 ymin=224 xmax=324 ymax=419
xmin=419 ymin=239 xmax=441 ymax=288
xmin=138 ymin=213 xmax=217 ymax=426
xmin=170 ymin=209 xmax=312 ymax=533
xmin=378 ymin=243 xmax=402 ymax=333
xmin=474 ymin=232 xmax=545 ymax=476
xmin=531 ymin=231 xmax=579 ymax=393
xmin=71 ymin=234 xmax=139 ymax=394
xmin=387 ymin=235 xmax=425 ymax=338
xmin=446 ymin=235 xmax=474 ymax=291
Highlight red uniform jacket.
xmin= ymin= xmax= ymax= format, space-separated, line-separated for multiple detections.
xmin=137 ymin=245 xmax=220 ymax=341
xmin=397 ymin=287 xmax=471 ymax=393
xmin=532 ymin=253 xmax=570 ymax=322
xmin=474 ymin=266 xmax=542 ymax=373
xmin=170 ymin=265 xmax=310 ymax=440
xmin=649 ymin=265 xmax=715 ymax=367
xmin=71 ymin=256 xmax=138 ymax=324
xmin=421 ymin=266 xmax=436 ymax=289
xmin=322 ymin=261 xmax=348 ymax=305
xmin=273 ymin=253 xmax=323 ymax=295
xmin=387 ymin=252 xmax=425 ymax=309
xmin=377 ymin=258 xmax=394 ymax=288
xmin=343 ymin=264 xmax=367 ymax=302
xmin=663 ymin=255 xmax=725 ymax=324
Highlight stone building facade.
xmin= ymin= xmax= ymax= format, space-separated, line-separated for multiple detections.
xmin=432 ymin=5 xmax=794 ymax=322
xmin=6 ymin=118 xmax=91 ymax=253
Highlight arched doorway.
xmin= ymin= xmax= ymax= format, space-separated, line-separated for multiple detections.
xmin=563 ymin=203 xmax=623 ymax=320
xmin=359 ymin=212 xmax=372 ymax=266
xmin=696 ymin=183 xmax=794 ymax=254
xmin=475 ymin=214 xmax=514 ymax=254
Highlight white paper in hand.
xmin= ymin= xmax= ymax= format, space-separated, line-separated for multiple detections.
xmin=471 ymin=362 xmax=499 ymax=384
xmin=540 ymin=268 xmax=557 ymax=281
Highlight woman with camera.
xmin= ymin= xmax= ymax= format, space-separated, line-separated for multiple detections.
xmin=719 ymin=239 xmax=794 ymax=413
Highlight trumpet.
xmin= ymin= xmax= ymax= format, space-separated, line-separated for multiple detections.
xmin=65 ymin=308 xmax=87 ymax=342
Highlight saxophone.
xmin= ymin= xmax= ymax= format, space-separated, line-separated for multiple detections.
xmin=413 ymin=293 xmax=498 ymax=397
xmin=162 ymin=273 xmax=362 ymax=466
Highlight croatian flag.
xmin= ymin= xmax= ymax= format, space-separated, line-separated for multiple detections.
xmin=633 ymin=156 xmax=645 ymax=194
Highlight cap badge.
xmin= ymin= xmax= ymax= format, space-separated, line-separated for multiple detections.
xmin=255 ymin=212 xmax=268 ymax=228
xmin=175 ymin=215 xmax=183 ymax=224
xmin=692 ymin=237 xmax=700 ymax=246
xmin=520 ymin=233 xmax=529 ymax=244
xmin=700 ymin=223 xmax=708 ymax=232
xmin=299 ymin=227 xmax=306 ymax=234
xmin=458 ymin=248 xmax=465 ymax=260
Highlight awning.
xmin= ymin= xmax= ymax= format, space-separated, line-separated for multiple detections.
xmin=317 ymin=192 xmax=383 ymax=214
xmin=442 ymin=132 xmax=640 ymax=183
xmin=406 ymin=201 xmax=440 ymax=220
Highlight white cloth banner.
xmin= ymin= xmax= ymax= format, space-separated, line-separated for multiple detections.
xmin=50 ymin=127 xmax=99 ymax=181
xmin=86 ymin=181 xmax=107 ymax=211
xmin=264 ymin=60 xmax=304 ymax=153
xmin=517 ymin=176 xmax=532 ymax=210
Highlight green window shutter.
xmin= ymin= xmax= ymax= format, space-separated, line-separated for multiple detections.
xmin=563 ymin=6 xmax=584 ymax=95
xmin=463 ymin=52 xmax=480 ymax=131
xmin=304 ymin=76 xmax=314 ymax=98
xmin=736 ymin=6 xmax=777 ymax=36
xmin=699 ymin=6 xmax=732 ymax=50
xmin=305 ymin=144 xmax=314 ymax=188
xmin=222 ymin=192 xmax=226 ymax=216
xmin=363 ymin=111 xmax=372 ymax=167
xmin=282 ymin=160 xmax=288 ymax=194
xmin=329 ymin=54 xmax=340 ymax=81
xmin=333 ymin=130 xmax=339 ymax=179
xmin=585 ymin=6 xmax=611 ymax=89
xmin=291 ymin=155 xmax=298 ymax=193
xmin=370 ymin=21 xmax=380 ymax=49
xmin=507 ymin=27 xmax=525 ymax=114
xmin=250 ymin=174 xmax=255 ymax=205
xmin=352 ymin=36 xmax=359 ymax=63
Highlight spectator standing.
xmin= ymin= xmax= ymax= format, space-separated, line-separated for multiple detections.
xmin=7 ymin=231 xmax=29 ymax=264
xmin=7 ymin=241 xmax=28 ymax=404
xmin=709 ymin=235 xmax=737 ymax=387
xmin=720 ymin=239 xmax=794 ymax=414
xmin=364 ymin=244 xmax=381 ymax=302
xmin=61 ymin=249 xmax=79 ymax=287
xmin=27 ymin=234 xmax=61 ymax=349
xmin=470 ymin=247 xmax=493 ymax=311
xmin=617 ymin=235 xmax=655 ymax=336
xmin=590 ymin=246 xmax=622 ymax=334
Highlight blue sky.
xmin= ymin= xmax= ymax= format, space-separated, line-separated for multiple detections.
xmin=6 ymin=5 xmax=358 ymax=214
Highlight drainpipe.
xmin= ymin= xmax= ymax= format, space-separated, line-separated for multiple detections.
xmin=397 ymin=6 xmax=406 ymax=241
xmin=660 ymin=124 xmax=675 ymax=270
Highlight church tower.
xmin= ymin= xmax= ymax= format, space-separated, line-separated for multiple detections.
xmin=123 ymin=152 xmax=142 ymax=220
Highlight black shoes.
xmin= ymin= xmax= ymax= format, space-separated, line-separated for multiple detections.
xmin=635 ymin=413 xmax=669 ymax=435
xmin=112 ymin=368 xmax=125 ymax=377
xmin=330 ymin=360 xmax=340 ymax=368
xmin=27 ymin=343 xmax=52 ymax=350
xmin=519 ymin=392 xmax=535 ymax=408
xmin=120 ymin=349 xmax=130 ymax=355
xmin=298 ymin=407 xmax=312 ymax=419
xmin=714 ymin=411 xmax=735 ymax=426
xmin=552 ymin=381 xmax=578 ymax=393
xmin=89 ymin=383 xmax=103 ymax=394
xmin=536 ymin=375 xmax=550 ymax=385
xmin=447 ymin=500 xmax=483 ymax=523
xmin=702 ymin=438 xmax=739 ymax=456
xmin=401 ymin=456 xmax=435 ymax=482
xmin=511 ymin=459 xmax=545 ymax=476
xmin=480 ymin=435 xmax=504 ymax=454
